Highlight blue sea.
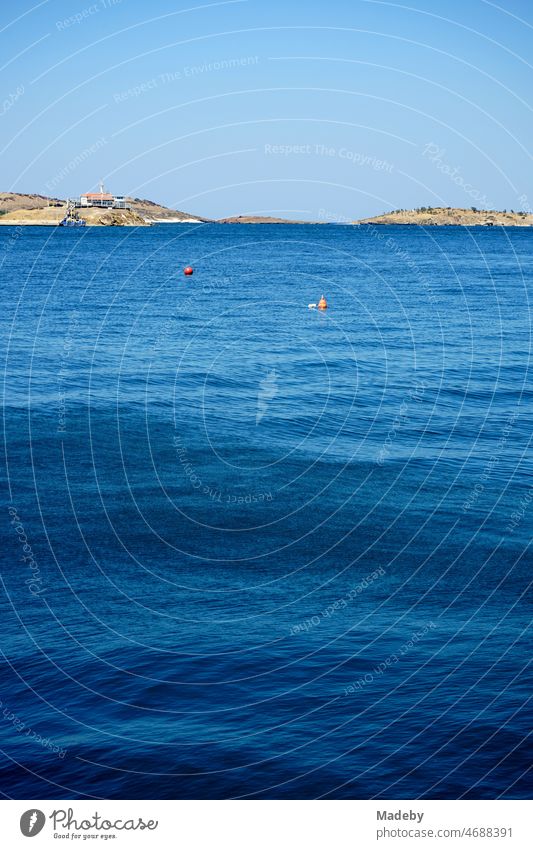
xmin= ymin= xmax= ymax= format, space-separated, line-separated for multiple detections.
xmin=1 ymin=223 xmax=531 ymax=799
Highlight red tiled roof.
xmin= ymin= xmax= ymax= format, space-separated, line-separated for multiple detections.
xmin=82 ymin=192 xmax=114 ymax=199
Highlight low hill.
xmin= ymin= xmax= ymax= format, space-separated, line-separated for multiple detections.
xmin=0 ymin=192 xmax=208 ymax=225
xmin=0 ymin=192 xmax=64 ymax=214
xmin=217 ymin=215 xmax=310 ymax=224
xmin=355 ymin=207 xmax=533 ymax=227
xmin=126 ymin=197 xmax=210 ymax=222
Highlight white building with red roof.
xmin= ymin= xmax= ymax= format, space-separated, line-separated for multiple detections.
xmin=78 ymin=182 xmax=128 ymax=209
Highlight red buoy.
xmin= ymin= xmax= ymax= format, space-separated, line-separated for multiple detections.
xmin=183 ymin=266 xmax=194 ymax=276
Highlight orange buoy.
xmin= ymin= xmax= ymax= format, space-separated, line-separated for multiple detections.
xmin=317 ymin=294 xmax=328 ymax=310
xmin=184 ymin=266 xmax=194 ymax=276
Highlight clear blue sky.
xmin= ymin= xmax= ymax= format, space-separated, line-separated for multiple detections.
xmin=1 ymin=0 xmax=532 ymax=219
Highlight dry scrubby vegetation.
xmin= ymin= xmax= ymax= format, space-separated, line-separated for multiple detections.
xmin=0 ymin=192 xmax=207 ymax=225
xmin=355 ymin=206 xmax=533 ymax=226
xmin=389 ymin=206 xmax=529 ymax=216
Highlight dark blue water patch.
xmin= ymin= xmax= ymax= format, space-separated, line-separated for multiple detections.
xmin=1 ymin=224 xmax=531 ymax=799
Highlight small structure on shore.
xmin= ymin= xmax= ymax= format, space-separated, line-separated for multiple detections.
xmin=76 ymin=181 xmax=129 ymax=210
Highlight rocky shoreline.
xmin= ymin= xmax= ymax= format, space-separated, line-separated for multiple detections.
xmin=0 ymin=206 xmax=148 ymax=227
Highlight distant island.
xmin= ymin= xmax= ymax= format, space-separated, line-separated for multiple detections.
xmin=217 ymin=214 xmax=311 ymax=224
xmin=354 ymin=206 xmax=533 ymax=227
xmin=1 ymin=194 xmax=532 ymax=227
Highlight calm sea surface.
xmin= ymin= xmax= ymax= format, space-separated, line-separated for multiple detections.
xmin=1 ymin=223 xmax=531 ymax=799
